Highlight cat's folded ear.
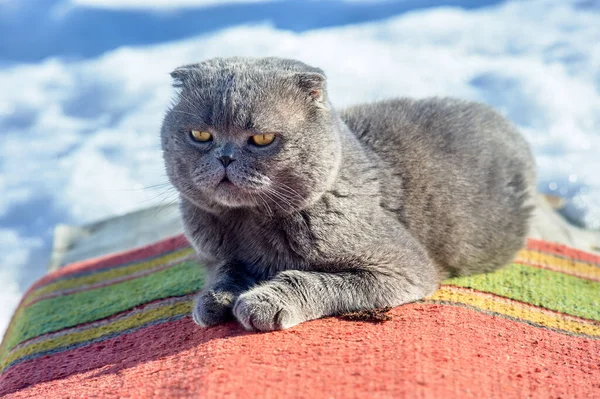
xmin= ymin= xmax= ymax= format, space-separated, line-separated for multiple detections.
xmin=295 ymin=72 xmax=327 ymax=105
xmin=170 ymin=64 xmax=200 ymax=88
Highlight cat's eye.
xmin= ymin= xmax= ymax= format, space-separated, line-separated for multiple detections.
xmin=189 ymin=130 xmax=212 ymax=142
xmin=250 ymin=133 xmax=275 ymax=146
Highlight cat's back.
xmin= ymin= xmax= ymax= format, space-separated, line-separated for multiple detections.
xmin=339 ymin=97 xmax=535 ymax=276
xmin=340 ymin=97 xmax=531 ymax=164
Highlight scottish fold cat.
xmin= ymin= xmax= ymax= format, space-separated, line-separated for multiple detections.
xmin=161 ymin=57 xmax=535 ymax=331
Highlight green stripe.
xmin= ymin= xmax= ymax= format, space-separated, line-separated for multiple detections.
xmin=27 ymin=247 xmax=195 ymax=302
xmin=0 ymin=298 xmax=193 ymax=372
xmin=445 ymin=263 xmax=600 ymax=321
xmin=2 ymin=260 xmax=204 ymax=355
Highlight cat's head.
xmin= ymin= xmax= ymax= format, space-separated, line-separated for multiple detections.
xmin=161 ymin=57 xmax=342 ymax=215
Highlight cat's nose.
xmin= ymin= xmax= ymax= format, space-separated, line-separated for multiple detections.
xmin=218 ymin=155 xmax=234 ymax=167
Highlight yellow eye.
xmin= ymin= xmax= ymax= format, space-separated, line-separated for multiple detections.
xmin=190 ymin=130 xmax=212 ymax=142
xmin=250 ymin=133 xmax=275 ymax=146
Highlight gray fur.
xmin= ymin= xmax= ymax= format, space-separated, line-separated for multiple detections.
xmin=160 ymin=57 xmax=536 ymax=331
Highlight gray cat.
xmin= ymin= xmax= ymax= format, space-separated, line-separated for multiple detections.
xmin=161 ymin=57 xmax=535 ymax=331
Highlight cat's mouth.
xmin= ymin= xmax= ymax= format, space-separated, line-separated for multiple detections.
xmin=219 ymin=175 xmax=235 ymax=187
xmin=212 ymin=174 xmax=257 ymax=208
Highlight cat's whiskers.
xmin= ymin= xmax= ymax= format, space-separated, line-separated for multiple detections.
xmin=262 ymin=186 xmax=293 ymax=206
xmin=268 ymin=187 xmax=311 ymax=232
xmin=250 ymin=191 xmax=274 ymax=218
xmin=152 ymin=183 xmax=198 ymax=217
xmin=260 ymin=176 xmax=304 ymax=201
xmin=268 ymin=184 xmax=304 ymax=207
xmin=121 ymin=184 xmax=179 ymax=213
xmin=152 ymin=189 xmax=182 ymax=216
xmin=261 ymin=188 xmax=293 ymax=214
xmin=142 ymin=183 xmax=174 ymax=190
xmin=262 ymin=186 xmax=305 ymax=217
xmin=264 ymin=184 xmax=312 ymax=231
xmin=150 ymin=190 xmax=178 ymax=207
xmin=273 ymin=183 xmax=305 ymax=204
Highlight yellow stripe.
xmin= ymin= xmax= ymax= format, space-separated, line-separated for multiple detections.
xmin=1 ymin=299 xmax=193 ymax=372
xmin=429 ymin=286 xmax=600 ymax=337
xmin=516 ymin=249 xmax=600 ymax=281
xmin=25 ymin=247 xmax=195 ymax=304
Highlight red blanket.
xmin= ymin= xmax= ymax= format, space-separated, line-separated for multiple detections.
xmin=1 ymin=235 xmax=598 ymax=398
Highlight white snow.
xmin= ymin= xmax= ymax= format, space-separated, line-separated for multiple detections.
xmin=0 ymin=230 xmax=43 ymax=337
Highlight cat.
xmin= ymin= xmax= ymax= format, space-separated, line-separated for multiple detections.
xmin=161 ymin=57 xmax=536 ymax=331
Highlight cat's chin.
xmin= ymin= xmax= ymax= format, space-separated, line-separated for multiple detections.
xmin=212 ymin=183 xmax=259 ymax=208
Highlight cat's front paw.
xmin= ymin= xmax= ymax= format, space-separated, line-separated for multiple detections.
xmin=192 ymin=290 xmax=236 ymax=327
xmin=233 ymin=286 xmax=303 ymax=331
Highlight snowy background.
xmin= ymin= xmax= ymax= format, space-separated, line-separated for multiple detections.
xmin=0 ymin=0 xmax=599 ymax=338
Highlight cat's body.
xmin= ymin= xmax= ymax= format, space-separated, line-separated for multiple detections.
xmin=340 ymin=99 xmax=535 ymax=277
xmin=162 ymin=57 xmax=535 ymax=331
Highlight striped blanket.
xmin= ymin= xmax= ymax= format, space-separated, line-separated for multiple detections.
xmin=0 ymin=236 xmax=598 ymax=398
